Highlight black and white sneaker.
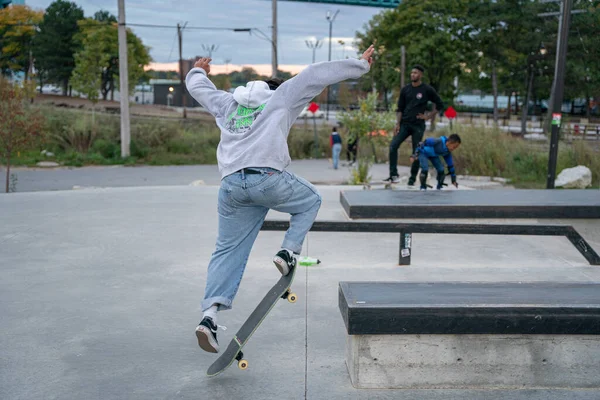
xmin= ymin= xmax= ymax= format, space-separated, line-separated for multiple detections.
xmin=273 ymin=249 xmax=296 ymax=276
xmin=383 ymin=175 xmax=400 ymax=184
xmin=196 ymin=317 xmax=220 ymax=353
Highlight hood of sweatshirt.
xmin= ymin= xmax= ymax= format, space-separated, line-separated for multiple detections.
xmin=233 ymin=80 xmax=273 ymax=108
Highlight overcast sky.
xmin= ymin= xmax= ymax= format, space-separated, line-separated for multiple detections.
xmin=24 ymin=0 xmax=384 ymax=73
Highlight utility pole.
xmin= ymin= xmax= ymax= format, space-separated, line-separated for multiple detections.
xmin=546 ymin=0 xmax=573 ymax=188
xmin=117 ymin=0 xmax=130 ymax=157
xmin=305 ymin=39 xmax=323 ymax=64
xmin=271 ymin=0 xmax=278 ymax=78
xmin=178 ymin=22 xmax=188 ymax=119
xmin=400 ymin=45 xmax=406 ymax=89
xmin=325 ymin=9 xmax=340 ymax=120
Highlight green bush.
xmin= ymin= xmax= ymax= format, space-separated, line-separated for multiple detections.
xmin=131 ymin=118 xmax=180 ymax=148
xmin=130 ymin=139 xmax=149 ymax=159
xmin=92 ymin=139 xmax=120 ymax=159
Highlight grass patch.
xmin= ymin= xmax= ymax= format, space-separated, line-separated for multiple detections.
xmin=4 ymin=107 xmax=599 ymax=188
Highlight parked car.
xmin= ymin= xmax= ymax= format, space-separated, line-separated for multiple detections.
xmin=298 ymin=106 xmax=325 ymax=119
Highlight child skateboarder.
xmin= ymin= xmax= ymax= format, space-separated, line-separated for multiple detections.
xmin=186 ymin=45 xmax=375 ymax=353
xmin=410 ymin=134 xmax=461 ymax=190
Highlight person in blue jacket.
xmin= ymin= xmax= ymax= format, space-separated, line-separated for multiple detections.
xmin=410 ymin=134 xmax=461 ymax=190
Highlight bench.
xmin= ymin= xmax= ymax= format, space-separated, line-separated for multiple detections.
xmin=260 ymin=220 xmax=600 ymax=266
xmin=340 ymin=189 xmax=600 ymax=219
xmin=338 ymin=281 xmax=600 ymax=389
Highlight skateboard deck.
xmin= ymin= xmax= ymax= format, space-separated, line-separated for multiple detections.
xmin=363 ymin=182 xmax=432 ymax=190
xmin=206 ymin=265 xmax=297 ymax=376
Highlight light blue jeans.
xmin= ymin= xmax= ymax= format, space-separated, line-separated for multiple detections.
xmin=202 ymin=168 xmax=322 ymax=311
xmin=332 ymin=143 xmax=342 ymax=169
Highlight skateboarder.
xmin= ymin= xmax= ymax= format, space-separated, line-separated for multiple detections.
xmin=410 ymin=134 xmax=461 ymax=190
xmin=385 ymin=65 xmax=445 ymax=185
xmin=186 ymin=45 xmax=376 ymax=353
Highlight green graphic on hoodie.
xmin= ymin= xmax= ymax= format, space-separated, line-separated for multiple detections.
xmin=226 ymin=104 xmax=266 ymax=133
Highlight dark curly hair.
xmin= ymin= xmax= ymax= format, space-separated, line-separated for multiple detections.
xmin=264 ymin=78 xmax=285 ymax=90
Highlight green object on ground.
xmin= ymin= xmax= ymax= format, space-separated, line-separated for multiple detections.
xmin=299 ymin=257 xmax=321 ymax=266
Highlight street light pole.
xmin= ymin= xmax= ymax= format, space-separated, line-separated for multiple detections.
xmin=202 ymin=44 xmax=219 ymax=58
xmin=546 ymin=0 xmax=573 ymax=189
xmin=325 ymin=9 xmax=339 ymax=120
xmin=305 ymin=39 xmax=323 ymax=64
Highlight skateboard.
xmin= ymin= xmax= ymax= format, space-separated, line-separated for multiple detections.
xmin=206 ymin=264 xmax=298 ymax=377
xmin=363 ymin=181 xmax=432 ymax=190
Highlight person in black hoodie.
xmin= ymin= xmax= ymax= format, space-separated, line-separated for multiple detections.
xmin=385 ymin=65 xmax=445 ymax=184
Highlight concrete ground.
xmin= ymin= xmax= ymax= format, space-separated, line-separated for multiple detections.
xmin=2 ymin=185 xmax=599 ymax=400
xmin=7 ymin=159 xmax=505 ymax=193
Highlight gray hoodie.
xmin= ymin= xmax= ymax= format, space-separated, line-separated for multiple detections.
xmin=185 ymin=58 xmax=370 ymax=178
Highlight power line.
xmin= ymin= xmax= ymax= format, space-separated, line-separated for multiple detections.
xmin=167 ymin=30 xmax=178 ymax=62
xmin=0 ymin=21 xmax=255 ymax=31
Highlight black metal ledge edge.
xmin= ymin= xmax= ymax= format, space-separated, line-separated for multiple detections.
xmin=339 ymin=282 xmax=600 ymax=335
xmin=339 ymin=191 xmax=600 ymax=219
xmin=347 ymin=204 xmax=600 ymax=219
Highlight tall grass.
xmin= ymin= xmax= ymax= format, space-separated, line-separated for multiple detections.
xmin=434 ymin=125 xmax=600 ymax=187
xmin=6 ymin=107 xmax=599 ymax=188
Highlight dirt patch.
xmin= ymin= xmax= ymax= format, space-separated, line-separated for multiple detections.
xmin=34 ymin=93 xmax=214 ymax=122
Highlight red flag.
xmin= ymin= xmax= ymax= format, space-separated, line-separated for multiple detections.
xmin=444 ymin=106 xmax=457 ymax=119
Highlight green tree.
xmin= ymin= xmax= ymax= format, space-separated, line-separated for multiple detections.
xmin=0 ymin=5 xmax=43 ymax=80
xmin=563 ymin=2 xmax=600 ymax=117
xmin=358 ymin=0 xmax=468 ymax=99
xmin=92 ymin=10 xmax=118 ymax=100
xmin=93 ymin=9 xmax=116 ymax=23
xmin=0 ymin=78 xmax=44 ymax=193
xmin=70 ymin=22 xmax=109 ymax=109
xmin=71 ymin=18 xmax=151 ymax=102
xmin=0 ymin=5 xmax=42 ymax=78
xmin=211 ymin=74 xmax=232 ymax=92
xmin=459 ymin=0 xmax=544 ymax=126
xmin=33 ymin=0 xmax=84 ymax=96
xmin=338 ymin=92 xmax=396 ymax=183
xmin=146 ymin=69 xmax=179 ymax=80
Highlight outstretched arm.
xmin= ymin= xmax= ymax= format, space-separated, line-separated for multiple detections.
xmin=185 ymin=57 xmax=235 ymax=118
xmin=273 ymin=45 xmax=375 ymax=112
xmin=443 ymin=153 xmax=458 ymax=187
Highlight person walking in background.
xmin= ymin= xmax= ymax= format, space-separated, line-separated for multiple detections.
xmin=385 ymin=65 xmax=445 ymax=185
xmin=346 ymin=134 xmax=358 ymax=166
xmin=330 ymin=127 xmax=343 ymax=169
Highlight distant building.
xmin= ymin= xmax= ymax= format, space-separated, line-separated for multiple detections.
xmin=151 ymin=79 xmax=199 ymax=108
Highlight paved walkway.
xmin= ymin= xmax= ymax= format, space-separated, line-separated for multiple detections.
xmin=6 ymin=160 xmax=505 ymax=193
xmin=1 ymin=185 xmax=598 ymax=399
